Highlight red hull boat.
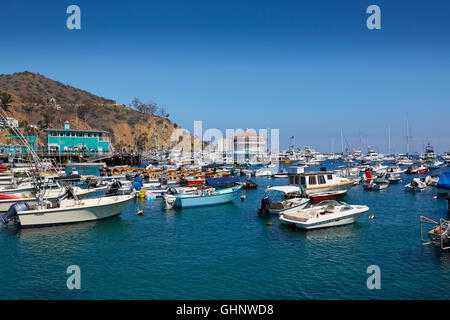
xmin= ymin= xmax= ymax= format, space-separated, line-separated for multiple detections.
xmin=309 ymin=190 xmax=348 ymax=203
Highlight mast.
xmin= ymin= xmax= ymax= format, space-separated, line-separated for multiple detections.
xmin=406 ymin=113 xmax=409 ymax=156
xmin=331 ymin=137 xmax=334 ymax=154
xmin=359 ymin=130 xmax=362 ymax=151
xmin=340 ymin=128 xmax=344 ymax=154
xmin=388 ymin=125 xmax=391 ymax=155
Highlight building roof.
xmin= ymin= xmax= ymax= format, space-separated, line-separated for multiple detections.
xmin=44 ymin=128 xmax=109 ymax=134
xmin=233 ymin=130 xmax=265 ymax=138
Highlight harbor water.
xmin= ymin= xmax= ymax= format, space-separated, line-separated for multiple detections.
xmin=1 ymin=160 xmax=449 ymax=299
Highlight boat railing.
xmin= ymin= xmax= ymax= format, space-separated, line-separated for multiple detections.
xmin=420 ymin=216 xmax=450 ymax=250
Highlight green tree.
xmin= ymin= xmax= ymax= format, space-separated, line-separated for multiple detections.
xmin=38 ymin=111 xmax=54 ymax=129
xmin=0 ymin=92 xmax=13 ymax=112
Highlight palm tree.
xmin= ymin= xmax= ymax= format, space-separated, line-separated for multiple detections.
xmin=0 ymin=92 xmax=13 ymax=112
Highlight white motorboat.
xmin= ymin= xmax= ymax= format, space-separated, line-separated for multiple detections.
xmin=362 ymin=172 xmax=389 ymax=190
xmin=386 ymin=166 xmax=406 ymax=174
xmin=254 ymin=169 xmax=274 ymax=177
xmin=396 ymin=157 xmax=414 ymax=166
xmin=371 ymin=162 xmax=388 ymax=174
xmin=1 ymin=189 xmax=135 ymax=227
xmin=273 ymin=169 xmax=288 ymax=178
xmin=405 ymin=178 xmax=427 ymax=191
xmin=386 ymin=172 xmax=402 ymax=183
xmin=279 ymin=200 xmax=369 ymax=229
xmin=258 ymin=186 xmax=310 ymax=215
xmin=363 ymin=179 xmax=389 ymax=190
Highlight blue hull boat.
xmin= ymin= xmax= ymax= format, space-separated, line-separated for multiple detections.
xmin=173 ymin=185 xmax=242 ymax=208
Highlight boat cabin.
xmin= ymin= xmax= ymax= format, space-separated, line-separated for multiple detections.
xmin=287 ymin=166 xmax=354 ymax=194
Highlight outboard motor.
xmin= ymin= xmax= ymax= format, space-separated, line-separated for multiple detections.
xmin=107 ymin=180 xmax=123 ymax=195
xmin=1 ymin=201 xmax=30 ymax=225
xmin=257 ymin=196 xmax=272 ymax=217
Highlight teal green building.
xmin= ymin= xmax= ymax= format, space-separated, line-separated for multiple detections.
xmin=45 ymin=121 xmax=111 ymax=155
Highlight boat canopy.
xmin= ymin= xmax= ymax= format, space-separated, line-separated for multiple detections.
xmin=265 ymin=186 xmax=300 ymax=194
xmin=437 ymin=172 xmax=450 ymax=190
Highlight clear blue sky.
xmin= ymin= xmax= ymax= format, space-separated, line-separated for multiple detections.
xmin=1 ymin=0 xmax=449 ymax=153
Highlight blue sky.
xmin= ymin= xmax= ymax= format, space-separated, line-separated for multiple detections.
xmin=1 ymin=0 xmax=449 ymax=153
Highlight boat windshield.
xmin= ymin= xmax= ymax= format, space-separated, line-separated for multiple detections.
xmin=314 ymin=200 xmax=345 ymax=207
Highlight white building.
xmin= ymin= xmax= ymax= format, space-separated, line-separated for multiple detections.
xmin=0 ymin=117 xmax=18 ymax=129
xmin=217 ymin=129 xmax=267 ymax=161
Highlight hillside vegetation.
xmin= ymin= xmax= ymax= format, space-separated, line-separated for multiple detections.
xmin=0 ymin=71 xmax=184 ymax=150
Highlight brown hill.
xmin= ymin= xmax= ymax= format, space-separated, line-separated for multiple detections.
xmin=0 ymin=71 xmax=188 ymax=150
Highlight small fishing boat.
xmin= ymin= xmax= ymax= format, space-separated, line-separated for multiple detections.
xmin=405 ymin=165 xmax=429 ymax=175
xmin=163 ymin=185 xmax=242 ymax=208
xmin=180 ymin=176 xmax=205 ymax=186
xmin=258 ymin=186 xmax=309 ymax=216
xmin=273 ymin=169 xmax=288 ymax=178
xmin=239 ymin=180 xmax=258 ymax=189
xmin=0 ymin=188 xmax=135 ymax=227
xmin=386 ymin=166 xmax=406 ymax=174
xmin=279 ymin=200 xmax=369 ymax=229
xmin=426 ymin=159 xmax=445 ymax=170
xmin=362 ymin=170 xmax=389 ymax=190
xmin=404 ymin=178 xmax=427 ymax=191
xmin=386 ymin=172 xmax=402 ymax=183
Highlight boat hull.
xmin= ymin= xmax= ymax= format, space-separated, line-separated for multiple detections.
xmin=174 ymin=186 xmax=241 ymax=208
xmin=309 ymin=190 xmax=347 ymax=202
xmin=17 ymin=195 xmax=134 ymax=227
xmin=280 ymin=209 xmax=367 ymax=229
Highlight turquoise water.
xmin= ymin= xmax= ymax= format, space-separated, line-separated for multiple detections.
xmin=1 ymin=161 xmax=449 ymax=299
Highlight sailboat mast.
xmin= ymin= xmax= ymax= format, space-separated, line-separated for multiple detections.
xmin=388 ymin=125 xmax=391 ymax=155
xmin=340 ymin=128 xmax=344 ymax=154
xmin=406 ymin=113 xmax=409 ymax=156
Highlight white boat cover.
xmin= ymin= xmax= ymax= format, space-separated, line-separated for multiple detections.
xmin=265 ymin=186 xmax=300 ymax=194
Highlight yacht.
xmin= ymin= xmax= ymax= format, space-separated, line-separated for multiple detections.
xmin=279 ymin=200 xmax=369 ymax=229
xmin=287 ymin=167 xmax=355 ymax=195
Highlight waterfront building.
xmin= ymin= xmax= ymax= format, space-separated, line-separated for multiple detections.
xmin=45 ymin=121 xmax=111 ymax=155
xmin=217 ymin=129 xmax=267 ymax=162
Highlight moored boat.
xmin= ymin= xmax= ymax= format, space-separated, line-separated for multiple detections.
xmin=308 ymin=190 xmax=348 ymax=202
xmin=164 ymin=185 xmax=242 ymax=208
xmin=1 ymin=188 xmax=135 ymax=227
xmin=279 ymin=200 xmax=369 ymax=229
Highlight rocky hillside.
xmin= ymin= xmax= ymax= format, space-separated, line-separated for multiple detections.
xmin=0 ymin=71 xmax=185 ymax=150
